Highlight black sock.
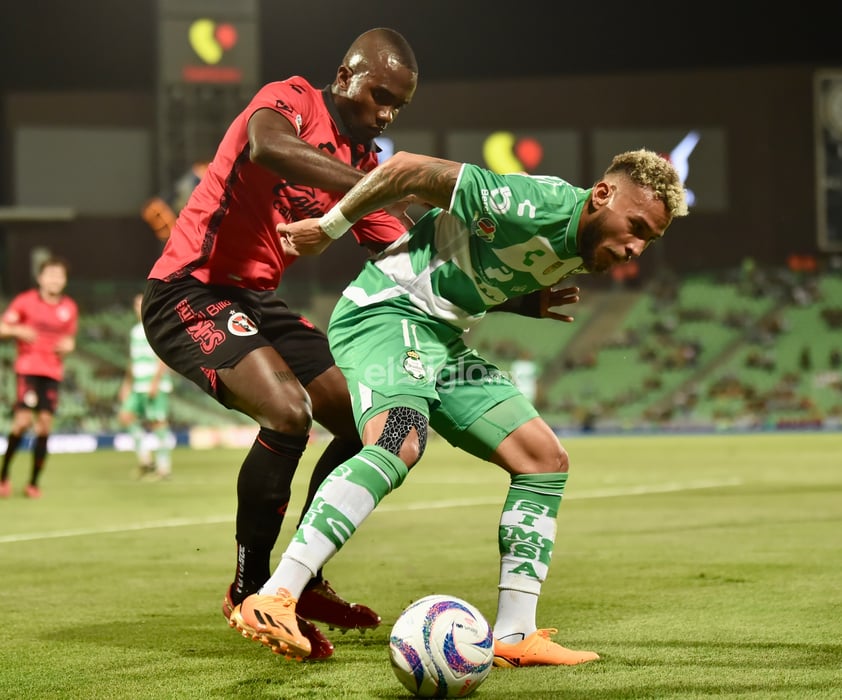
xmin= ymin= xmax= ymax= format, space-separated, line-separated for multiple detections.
xmin=1 ymin=433 xmax=23 ymax=481
xmin=232 ymin=427 xmax=308 ymax=602
xmin=31 ymin=435 xmax=48 ymax=486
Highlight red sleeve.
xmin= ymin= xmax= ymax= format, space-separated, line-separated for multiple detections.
xmin=66 ymin=299 xmax=79 ymax=336
xmin=2 ymin=293 xmax=26 ymax=323
xmin=245 ymin=77 xmax=318 ymax=136
xmin=351 ymin=210 xmax=407 ymax=247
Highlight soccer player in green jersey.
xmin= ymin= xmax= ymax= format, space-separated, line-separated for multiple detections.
xmin=229 ymin=149 xmax=688 ymax=666
xmin=118 ymin=293 xmax=174 ymax=479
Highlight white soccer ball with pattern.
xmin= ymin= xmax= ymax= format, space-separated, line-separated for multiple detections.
xmin=389 ymin=594 xmax=494 ymax=698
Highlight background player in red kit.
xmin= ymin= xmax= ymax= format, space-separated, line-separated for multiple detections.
xmin=0 ymin=256 xmax=78 ymax=499
xmin=141 ymin=27 xmax=418 ymax=659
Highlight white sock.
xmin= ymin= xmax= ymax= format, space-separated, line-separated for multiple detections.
xmin=260 ymin=555 xmax=314 ymax=599
xmin=154 ymin=452 xmax=172 ymax=476
xmin=493 ymin=588 xmax=538 ymax=642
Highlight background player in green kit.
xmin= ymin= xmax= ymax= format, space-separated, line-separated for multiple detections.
xmin=228 ymin=149 xmax=688 ymax=666
xmin=118 ymin=293 xmax=173 ymax=480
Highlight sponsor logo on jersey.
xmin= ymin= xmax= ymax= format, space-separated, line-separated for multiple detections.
xmin=472 ymin=215 xmax=496 ymax=242
xmin=272 ymin=181 xmax=322 ymax=220
xmin=402 ymin=350 xmax=426 ymax=380
xmin=175 ymin=299 xmax=226 ymax=354
xmin=228 ymin=312 xmax=258 ymax=336
xmin=275 ymin=99 xmax=294 ymax=115
xmin=206 ymin=300 xmax=232 ymax=316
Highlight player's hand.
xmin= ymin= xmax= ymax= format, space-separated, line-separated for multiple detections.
xmin=277 ymin=218 xmax=333 ymax=256
xmin=278 ymin=232 xmax=300 ymax=259
xmin=383 ymin=196 xmax=418 ymax=230
xmin=15 ymin=325 xmax=38 ymax=342
xmin=540 ymin=286 xmax=579 ymax=323
xmin=55 ymin=336 xmax=74 ymax=354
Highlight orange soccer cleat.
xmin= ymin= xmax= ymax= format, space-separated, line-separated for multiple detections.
xmin=223 ymin=585 xmax=334 ymax=660
xmin=493 ymin=628 xmax=600 ymax=667
xmin=228 ymin=588 xmax=313 ymax=661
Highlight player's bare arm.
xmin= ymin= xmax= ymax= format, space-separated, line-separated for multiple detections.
xmin=248 ymin=108 xmax=365 ymax=193
xmin=55 ymin=335 xmax=75 ymax=355
xmin=339 ymin=151 xmax=459 ymax=220
xmin=278 ymin=152 xmax=460 ymax=254
xmin=0 ymin=318 xmax=37 ymax=342
xmin=489 ymin=286 xmax=580 ymax=323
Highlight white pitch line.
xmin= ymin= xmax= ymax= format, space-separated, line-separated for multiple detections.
xmin=0 ymin=478 xmax=741 ymax=544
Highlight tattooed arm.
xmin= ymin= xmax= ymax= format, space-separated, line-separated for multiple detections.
xmin=277 ymin=152 xmax=462 ymax=255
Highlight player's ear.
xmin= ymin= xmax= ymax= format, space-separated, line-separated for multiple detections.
xmin=335 ymin=64 xmax=352 ymax=90
xmin=591 ymin=180 xmax=613 ymax=208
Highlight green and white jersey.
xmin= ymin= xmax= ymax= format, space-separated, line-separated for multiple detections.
xmin=129 ymin=322 xmax=172 ymax=394
xmin=342 ymin=163 xmax=591 ymax=330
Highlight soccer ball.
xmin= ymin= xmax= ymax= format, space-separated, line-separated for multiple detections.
xmin=389 ymin=594 xmax=494 ymax=698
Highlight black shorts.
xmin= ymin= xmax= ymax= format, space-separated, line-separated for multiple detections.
xmin=14 ymin=375 xmax=60 ymax=414
xmin=142 ymin=277 xmax=335 ymax=402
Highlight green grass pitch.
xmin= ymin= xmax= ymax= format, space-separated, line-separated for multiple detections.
xmin=1 ymin=431 xmax=840 ymax=699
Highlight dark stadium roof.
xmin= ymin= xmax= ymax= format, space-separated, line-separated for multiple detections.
xmin=2 ymin=0 xmax=841 ymax=91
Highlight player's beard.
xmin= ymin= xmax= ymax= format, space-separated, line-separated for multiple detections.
xmin=577 ymin=215 xmax=609 ymax=274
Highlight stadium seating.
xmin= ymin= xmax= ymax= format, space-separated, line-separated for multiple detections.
xmin=2 ymin=265 xmax=840 ymax=435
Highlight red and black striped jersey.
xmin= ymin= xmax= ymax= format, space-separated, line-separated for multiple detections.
xmin=149 ymin=77 xmax=404 ymax=290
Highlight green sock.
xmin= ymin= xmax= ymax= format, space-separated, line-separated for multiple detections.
xmin=280 ymin=445 xmax=408 ymax=577
xmin=498 ymin=471 xmax=567 ymax=595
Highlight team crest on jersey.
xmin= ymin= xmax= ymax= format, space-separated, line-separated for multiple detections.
xmin=402 ymin=350 xmax=426 ymax=380
xmin=57 ymin=305 xmax=72 ymax=322
xmin=472 ymin=215 xmax=496 ymax=242
xmin=228 ymin=311 xmax=258 ymax=336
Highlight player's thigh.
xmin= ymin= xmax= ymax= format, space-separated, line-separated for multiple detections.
xmin=328 ymin=302 xmax=445 ymax=433
xmin=260 ymin=295 xmax=339 ymax=388
xmin=121 ymin=392 xmax=144 ymax=417
xmin=430 ymin=353 xmax=539 ymax=462
xmin=489 ymin=415 xmax=567 ymax=475
xmin=145 ymin=393 xmax=170 ymax=424
xmin=303 ymin=365 xmax=358 ymax=440
xmin=257 ymin=298 xmax=356 ymax=436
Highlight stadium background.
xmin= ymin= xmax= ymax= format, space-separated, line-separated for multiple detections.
xmin=1 ymin=0 xmax=841 ymax=443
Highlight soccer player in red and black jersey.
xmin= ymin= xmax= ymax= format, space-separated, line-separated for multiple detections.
xmin=0 ymin=256 xmax=78 ymax=499
xmin=141 ymin=27 xmax=418 ymax=660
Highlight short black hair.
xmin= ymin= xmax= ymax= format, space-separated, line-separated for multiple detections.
xmin=38 ymin=256 xmax=70 ymax=274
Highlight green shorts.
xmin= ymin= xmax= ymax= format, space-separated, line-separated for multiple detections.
xmin=328 ymin=296 xmax=539 ymax=460
xmin=120 ymin=391 xmax=170 ymax=424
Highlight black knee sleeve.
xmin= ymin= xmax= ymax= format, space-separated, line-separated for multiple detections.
xmin=375 ymin=407 xmax=428 ymax=458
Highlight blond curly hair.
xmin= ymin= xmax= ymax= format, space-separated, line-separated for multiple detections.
xmin=604 ymin=149 xmax=689 ymax=219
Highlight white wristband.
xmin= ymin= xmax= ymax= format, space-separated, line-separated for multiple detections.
xmin=319 ymin=207 xmax=353 ymax=240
